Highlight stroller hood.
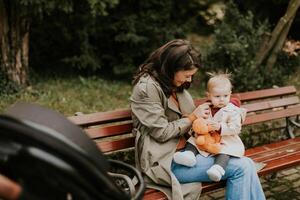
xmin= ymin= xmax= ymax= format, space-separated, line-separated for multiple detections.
xmin=0 ymin=103 xmax=134 ymax=200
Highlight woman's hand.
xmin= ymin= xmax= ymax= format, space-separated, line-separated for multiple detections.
xmin=188 ymin=102 xmax=211 ymax=122
xmin=193 ymin=102 xmax=211 ymax=119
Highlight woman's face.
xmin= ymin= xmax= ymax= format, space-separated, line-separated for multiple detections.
xmin=173 ymin=67 xmax=198 ymax=87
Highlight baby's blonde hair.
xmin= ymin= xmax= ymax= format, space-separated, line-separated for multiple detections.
xmin=206 ymin=71 xmax=232 ymax=92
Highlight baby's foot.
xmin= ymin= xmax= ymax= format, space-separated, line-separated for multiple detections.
xmin=173 ymin=151 xmax=196 ymax=167
xmin=206 ymin=164 xmax=225 ymax=182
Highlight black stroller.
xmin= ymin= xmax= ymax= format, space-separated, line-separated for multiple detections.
xmin=0 ymin=103 xmax=145 ymax=200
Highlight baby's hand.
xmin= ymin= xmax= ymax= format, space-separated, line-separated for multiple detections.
xmin=207 ymin=120 xmax=221 ymax=131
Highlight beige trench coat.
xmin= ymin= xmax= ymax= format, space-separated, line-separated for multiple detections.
xmin=130 ymin=75 xmax=202 ymax=200
xmin=189 ymin=103 xmax=247 ymax=157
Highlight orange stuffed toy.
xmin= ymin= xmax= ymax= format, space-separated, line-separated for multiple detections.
xmin=192 ymin=117 xmax=221 ymax=154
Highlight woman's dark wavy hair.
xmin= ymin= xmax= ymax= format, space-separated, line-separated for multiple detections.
xmin=132 ymin=39 xmax=201 ymax=97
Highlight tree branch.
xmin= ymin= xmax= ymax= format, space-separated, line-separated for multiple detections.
xmin=265 ymin=12 xmax=296 ymax=70
xmin=255 ymin=0 xmax=300 ymax=67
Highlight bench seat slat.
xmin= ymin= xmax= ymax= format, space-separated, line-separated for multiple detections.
xmin=252 ymin=143 xmax=300 ymax=163
xmin=245 ymin=138 xmax=300 ymax=157
xmin=244 ymin=146 xmax=269 ymax=156
xmin=143 ymin=190 xmax=167 ymax=200
xmin=257 ymin=151 xmax=300 ymax=176
xmin=244 ymin=105 xmax=300 ymax=125
xmin=201 ymin=182 xmax=227 ymax=193
xmin=254 ymin=138 xmax=300 ymax=160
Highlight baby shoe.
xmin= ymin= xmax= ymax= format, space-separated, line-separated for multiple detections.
xmin=206 ymin=164 xmax=225 ymax=182
xmin=173 ymin=151 xmax=196 ymax=167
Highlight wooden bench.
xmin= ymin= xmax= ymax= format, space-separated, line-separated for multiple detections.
xmin=68 ymin=86 xmax=300 ymax=199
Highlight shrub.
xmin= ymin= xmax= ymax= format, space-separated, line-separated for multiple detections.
xmin=0 ymin=70 xmax=20 ymax=97
xmin=30 ymin=0 xmax=204 ymax=78
xmin=202 ymin=1 xmax=299 ymax=91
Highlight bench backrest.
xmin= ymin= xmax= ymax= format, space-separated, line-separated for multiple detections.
xmin=68 ymin=86 xmax=300 ymax=154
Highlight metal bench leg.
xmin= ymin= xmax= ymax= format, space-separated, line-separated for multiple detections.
xmin=108 ymin=172 xmax=136 ymax=196
xmin=286 ymin=116 xmax=300 ymax=139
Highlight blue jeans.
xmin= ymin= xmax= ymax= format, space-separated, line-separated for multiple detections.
xmin=171 ymin=154 xmax=265 ymax=200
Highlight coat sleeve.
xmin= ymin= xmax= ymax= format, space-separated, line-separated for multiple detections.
xmin=130 ymin=80 xmax=191 ymax=142
xmin=220 ymin=108 xmax=247 ymax=136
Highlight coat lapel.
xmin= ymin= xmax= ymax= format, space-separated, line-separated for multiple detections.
xmin=177 ymin=90 xmax=195 ymax=115
xmin=167 ymin=97 xmax=181 ymax=114
xmin=167 ymin=90 xmax=195 ymax=115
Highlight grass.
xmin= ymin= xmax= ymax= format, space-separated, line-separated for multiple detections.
xmin=0 ymin=76 xmax=206 ymax=117
xmin=0 ymin=76 xmax=133 ymax=116
xmin=0 ymin=66 xmax=299 ymax=117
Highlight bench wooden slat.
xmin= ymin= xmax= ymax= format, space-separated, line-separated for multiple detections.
xmin=246 ymin=138 xmax=300 ymax=157
xmin=242 ymin=96 xmax=299 ymax=112
xmin=85 ymin=123 xmax=133 ymax=139
xmin=257 ymin=152 xmax=300 ymax=176
xmin=244 ymin=139 xmax=299 ymax=157
xmin=244 ymin=146 xmax=269 ymax=156
xmin=251 ymin=142 xmax=300 ymax=163
xmin=201 ymin=182 xmax=227 ymax=193
xmin=194 ymin=86 xmax=297 ymax=106
xmin=96 ymin=137 xmax=135 ymax=153
xmin=233 ymin=86 xmax=296 ymax=101
xmin=262 ymin=137 xmax=300 ymax=149
xmin=255 ymin=146 xmax=300 ymax=164
xmin=68 ymin=109 xmax=131 ymax=127
xmin=143 ymin=189 xmax=167 ymax=200
xmin=244 ymin=105 xmax=300 ymax=125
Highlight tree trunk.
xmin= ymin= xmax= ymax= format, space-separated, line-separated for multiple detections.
xmin=255 ymin=0 xmax=300 ymax=67
xmin=265 ymin=12 xmax=296 ymax=70
xmin=0 ymin=0 xmax=30 ymax=86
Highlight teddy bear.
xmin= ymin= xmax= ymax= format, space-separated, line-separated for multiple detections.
xmin=192 ymin=117 xmax=221 ymax=154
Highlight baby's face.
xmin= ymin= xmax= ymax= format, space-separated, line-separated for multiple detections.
xmin=207 ymin=85 xmax=231 ymax=108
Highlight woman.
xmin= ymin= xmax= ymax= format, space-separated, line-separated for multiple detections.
xmin=130 ymin=39 xmax=265 ymax=200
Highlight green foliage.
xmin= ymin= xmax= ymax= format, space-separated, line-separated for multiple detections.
xmin=30 ymin=0 xmax=204 ymax=77
xmin=19 ymin=0 xmax=117 ymax=16
xmin=93 ymin=0 xmax=187 ymax=76
xmin=202 ymin=1 xmax=299 ymax=91
xmin=8 ymin=0 xmax=118 ymax=79
xmin=234 ymin=0 xmax=300 ymax=44
xmin=30 ymin=3 xmax=99 ymax=74
xmin=0 ymin=70 xmax=20 ymax=97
